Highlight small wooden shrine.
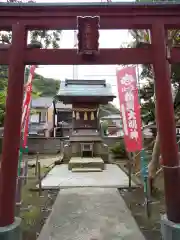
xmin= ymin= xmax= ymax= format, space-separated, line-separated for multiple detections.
xmin=55 ymin=79 xmax=115 ymax=171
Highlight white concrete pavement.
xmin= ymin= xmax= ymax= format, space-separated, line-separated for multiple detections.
xmin=40 ymin=164 xmax=137 ymax=189
xmin=38 ymin=188 xmax=145 ymax=240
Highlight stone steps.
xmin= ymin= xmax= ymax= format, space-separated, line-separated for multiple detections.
xmin=71 ymin=167 xmax=103 ymax=172
xmin=68 ymin=157 xmax=104 ymax=171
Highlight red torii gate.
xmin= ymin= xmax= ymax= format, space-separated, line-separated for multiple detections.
xmin=0 ymin=2 xmax=180 ymax=239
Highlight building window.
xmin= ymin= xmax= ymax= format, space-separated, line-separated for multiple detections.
xmin=30 ymin=114 xmax=39 ymax=123
xmin=40 ymin=111 xmax=47 ymax=122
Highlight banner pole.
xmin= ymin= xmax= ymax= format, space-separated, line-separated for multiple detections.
xmin=127 ymin=152 xmax=132 ymax=191
xmin=16 ymin=65 xmax=36 ymax=211
xmin=136 ymin=64 xmax=151 ymax=218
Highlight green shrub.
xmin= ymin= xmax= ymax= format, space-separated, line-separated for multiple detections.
xmin=110 ymin=140 xmax=127 ymax=159
xmin=101 ymin=120 xmax=109 ymax=136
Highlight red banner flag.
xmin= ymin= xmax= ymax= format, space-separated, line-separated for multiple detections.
xmin=21 ymin=65 xmax=36 ymax=147
xmin=116 ymin=66 xmax=143 ymax=152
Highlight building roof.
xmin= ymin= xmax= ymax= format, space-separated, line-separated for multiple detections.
xmin=56 ymin=79 xmax=115 ymax=98
xmin=55 ymin=102 xmax=72 ymax=109
xmin=101 ymin=114 xmax=121 ymax=120
xmin=31 ymin=97 xmax=73 ymax=111
xmin=29 ymin=122 xmax=48 ymax=133
xmin=31 ymin=97 xmax=53 ymax=108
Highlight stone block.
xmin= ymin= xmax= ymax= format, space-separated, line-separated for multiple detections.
xmin=63 ymin=144 xmax=72 ymax=163
xmin=71 ymin=167 xmax=102 ymax=172
xmin=68 ymin=157 xmax=104 ymax=170
xmin=0 ymin=218 xmax=21 ymax=240
xmin=161 ymin=214 xmax=180 ymax=240
xmin=101 ymin=143 xmax=109 ymax=163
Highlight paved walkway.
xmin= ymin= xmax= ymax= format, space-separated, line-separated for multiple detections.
xmin=40 ymin=164 xmax=137 ymax=189
xmin=38 ymin=188 xmax=145 ymax=240
xmin=28 ymin=156 xmax=58 ymax=167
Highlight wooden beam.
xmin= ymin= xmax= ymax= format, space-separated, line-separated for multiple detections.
xmin=2 ymin=17 xmax=180 ymax=30
xmin=0 ymin=17 xmax=180 ymax=31
xmin=1 ymin=47 xmax=180 ymax=65
xmin=25 ymin=48 xmax=153 ymax=65
xmin=151 ymin=22 xmax=180 ymax=223
xmin=0 ymin=50 xmax=9 ymax=65
xmin=170 ymin=48 xmax=180 ymax=63
xmin=1 ymin=3 xmax=180 ymax=30
xmin=0 ymin=23 xmax=26 ymax=227
xmin=0 ymin=17 xmax=154 ymax=30
xmin=0 ymin=48 xmax=153 ymax=65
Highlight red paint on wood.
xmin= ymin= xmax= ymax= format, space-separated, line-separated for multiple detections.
xmin=0 ymin=49 xmax=9 ymax=64
xmin=77 ymin=16 xmax=100 ymax=55
xmin=0 ymin=17 xmax=162 ymax=30
xmin=0 ymin=48 xmax=153 ymax=65
xmin=1 ymin=47 xmax=180 ymax=65
xmin=0 ymin=24 xmax=26 ymax=227
xmin=1 ymin=47 xmax=180 ymax=66
xmin=151 ymin=23 xmax=180 ymax=223
xmin=1 ymin=3 xmax=180 ymax=30
xmin=170 ymin=48 xmax=180 ymax=63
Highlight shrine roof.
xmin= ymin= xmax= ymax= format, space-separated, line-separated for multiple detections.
xmin=56 ymin=79 xmax=115 ymax=98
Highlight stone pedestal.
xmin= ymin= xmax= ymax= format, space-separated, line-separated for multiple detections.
xmin=161 ymin=214 xmax=180 ymax=240
xmin=0 ymin=218 xmax=21 ymax=240
xmin=64 ymin=142 xmax=71 ymax=162
xmin=68 ymin=157 xmax=104 ymax=172
xmin=100 ymin=143 xmax=109 ymax=163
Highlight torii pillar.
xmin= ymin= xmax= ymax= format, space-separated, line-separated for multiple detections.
xmin=151 ymin=22 xmax=180 ymax=239
xmin=0 ymin=23 xmax=25 ymax=239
